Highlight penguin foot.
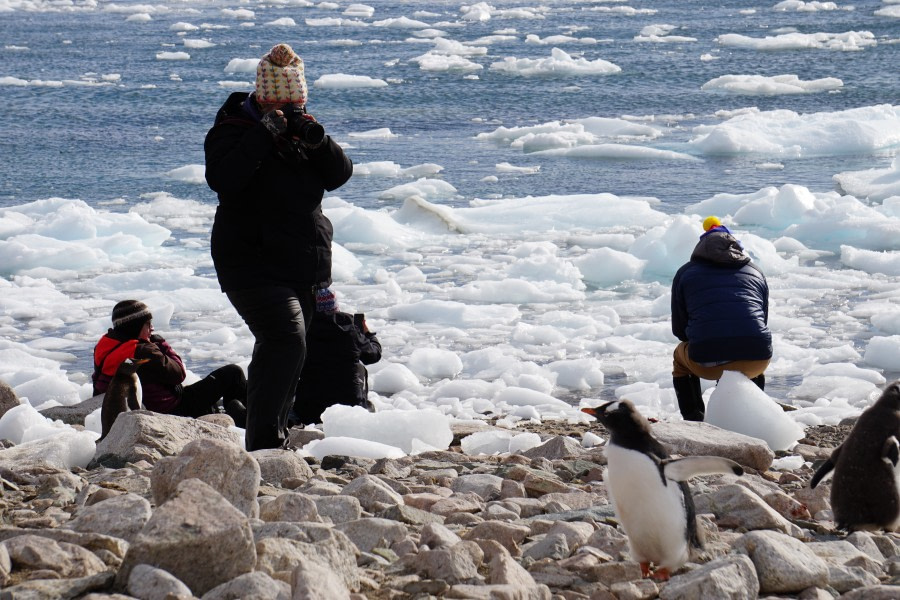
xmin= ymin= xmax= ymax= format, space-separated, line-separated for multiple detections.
xmin=639 ymin=562 xmax=652 ymax=578
xmin=639 ymin=562 xmax=672 ymax=581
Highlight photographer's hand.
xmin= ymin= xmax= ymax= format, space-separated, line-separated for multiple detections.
xmin=261 ymin=110 xmax=287 ymax=137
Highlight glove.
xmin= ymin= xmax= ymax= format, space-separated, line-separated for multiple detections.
xmin=149 ymin=334 xmax=165 ymax=344
xmin=261 ymin=110 xmax=287 ymax=137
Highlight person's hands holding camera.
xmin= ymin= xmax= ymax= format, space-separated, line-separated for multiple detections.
xmin=282 ymin=105 xmax=326 ymax=149
xmin=261 ymin=110 xmax=288 ymax=137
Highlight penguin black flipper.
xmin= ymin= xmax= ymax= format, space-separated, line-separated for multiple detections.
xmin=810 ymin=444 xmax=842 ymax=489
xmin=883 ymin=436 xmax=900 ymax=468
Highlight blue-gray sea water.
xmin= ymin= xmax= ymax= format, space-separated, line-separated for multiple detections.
xmin=1 ymin=0 xmax=897 ymax=214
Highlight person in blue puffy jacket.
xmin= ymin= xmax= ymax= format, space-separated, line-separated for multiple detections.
xmin=670 ymin=217 xmax=771 ymax=421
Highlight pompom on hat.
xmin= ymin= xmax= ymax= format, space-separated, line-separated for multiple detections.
xmin=315 ymin=288 xmax=338 ymax=314
xmin=702 ymin=216 xmax=722 ymax=232
xmin=255 ymin=43 xmax=307 ymax=106
xmin=112 ymin=300 xmax=152 ymax=328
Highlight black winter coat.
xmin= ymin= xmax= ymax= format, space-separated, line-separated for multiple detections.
xmin=671 ymin=230 xmax=772 ymax=363
xmin=205 ymin=92 xmax=353 ymax=292
xmin=294 ymin=311 xmax=382 ymax=424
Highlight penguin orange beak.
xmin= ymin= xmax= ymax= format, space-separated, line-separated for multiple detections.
xmin=581 ymin=407 xmax=597 ymax=416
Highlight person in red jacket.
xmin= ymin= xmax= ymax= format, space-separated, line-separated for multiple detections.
xmin=92 ymin=300 xmax=247 ymax=425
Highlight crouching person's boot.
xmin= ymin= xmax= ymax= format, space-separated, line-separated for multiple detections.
xmin=751 ymin=373 xmax=765 ymax=391
xmin=673 ymin=375 xmax=705 ymax=421
xmin=224 ymin=398 xmax=247 ymax=428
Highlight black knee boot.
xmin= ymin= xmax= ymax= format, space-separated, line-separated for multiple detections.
xmin=673 ymin=375 xmax=705 ymax=421
xmin=751 ymin=373 xmax=765 ymax=391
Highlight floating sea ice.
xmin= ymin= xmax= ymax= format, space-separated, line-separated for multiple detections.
xmin=303 ymin=436 xmax=405 ymax=461
xmin=321 ymin=404 xmax=453 ymax=454
xmin=705 ymin=371 xmax=805 ymax=451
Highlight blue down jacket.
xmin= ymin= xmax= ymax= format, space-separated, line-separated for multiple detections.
xmin=671 ymin=230 xmax=772 ymax=363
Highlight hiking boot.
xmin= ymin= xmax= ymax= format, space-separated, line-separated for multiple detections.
xmin=224 ymin=398 xmax=247 ymax=428
xmin=673 ymin=375 xmax=705 ymax=421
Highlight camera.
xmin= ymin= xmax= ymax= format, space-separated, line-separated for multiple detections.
xmin=282 ymin=105 xmax=325 ymax=145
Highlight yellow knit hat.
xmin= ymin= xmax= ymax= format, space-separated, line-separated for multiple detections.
xmin=702 ymin=216 xmax=722 ymax=232
xmin=255 ymin=43 xmax=307 ymax=106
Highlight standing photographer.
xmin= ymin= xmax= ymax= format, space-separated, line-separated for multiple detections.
xmin=204 ymin=43 xmax=353 ymax=451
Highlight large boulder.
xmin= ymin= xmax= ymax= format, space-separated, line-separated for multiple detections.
xmin=151 ymin=438 xmax=260 ymax=518
xmin=117 ymin=478 xmax=256 ymax=596
xmin=652 ymin=420 xmax=774 ymax=471
xmin=93 ymin=410 xmax=242 ymax=466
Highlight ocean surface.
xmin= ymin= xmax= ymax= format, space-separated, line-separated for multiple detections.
xmin=2 ymin=0 xmax=897 ymax=210
xmin=1 ymin=0 xmax=899 ymax=424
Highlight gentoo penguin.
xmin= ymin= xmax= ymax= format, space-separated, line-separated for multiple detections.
xmin=582 ymin=400 xmax=744 ymax=580
xmin=810 ymin=380 xmax=900 ymax=531
xmin=99 ymin=358 xmax=148 ymax=442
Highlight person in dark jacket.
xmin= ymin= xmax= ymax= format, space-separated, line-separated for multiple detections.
xmin=290 ymin=288 xmax=382 ymax=426
xmin=204 ymin=43 xmax=353 ymax=450
xmin=92 ymin=300 xmax=247 ymax=425
xmin=670 ymin=217 xmax=772 ymax=421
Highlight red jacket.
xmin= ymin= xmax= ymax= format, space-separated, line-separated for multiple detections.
xmin=92 ymin=331 xmax=187 ymax=413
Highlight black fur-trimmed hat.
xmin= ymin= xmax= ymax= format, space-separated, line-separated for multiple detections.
xmin=112 ymin=300 xmax=152 ymax=328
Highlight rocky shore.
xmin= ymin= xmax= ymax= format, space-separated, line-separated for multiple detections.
xmin=1 ymin=385 xmax=898 ymax=600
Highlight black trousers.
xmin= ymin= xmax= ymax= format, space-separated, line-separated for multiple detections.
xmin=175 ymin=364 xmax=247 ymax=419
xmin=226 ymin=285 xmax=314 ymax=451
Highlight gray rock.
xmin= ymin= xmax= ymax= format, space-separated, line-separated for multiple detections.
xmin=2 ymin=533 xmax=107 ymax=578
xmin=340 ymin=474 xmax=405 ymax=511
xmin=450 ymin=473 xmax=503 ymax=500
xmin=0 ymin=572 xmax=114 ymax=600
xmin=117 ymin=479 xmax=256 ymax=596
xmin=402 ymin=541 xmax=483 ymax=584
xmin=201 ymin=571 xmax=290 ymax=600
xmin=545 ymin=520 xmax=594 ymax=550
xmin=445 ymin=583 xmax=551 ymax=600
xmin=38 ymin=394 xmax=101 ymax=426
xmin=0 ymin=380 xmax=20 ymax=420
xmin=252 ymin=525 xmax=360 ymax=592
xmin=652 ymin=420 xmax=774 ymax=471
xmin=252 ymin=448 xmax=314 ymax=485
xmin=845 ymin=531 xmax=888 ymax=562
xmin=523 ymin=532 xmax=570 ymax=561
xmin=0 ymin=527 xmax=128 ymax=564
xmin=258 ymin=492 xmax=320 ymax=523
xmin=521 ymin=436 xmax=584 ymax=460
xmin=694 ymin=484 xmax=794 ymax=533
xmin=127 ymin=563 xmax=194 ymax=600
xmin=824 ymin=564 xmax=882 ymax=593
xmin=315 ymin=495 xmax=362 ymax=524
xmin=335 ymin=517 xmax=408 ymax=553
xmin=839 ymin=585 xmax=900 ymax=599
xmin=463 ymin=521 xmax=531 ymax=554
xmin=93 ymin=411 xmax=243 ymax=466
xmin=0 ymin=543 xmax=9 ymax=588
xmin=377 ymin=503 xmax=445 ymax=526
xmin=659 ymin=554 xmax=759 ymax=600
xmin=291 ymin=556 xmax=352 ymax=600
xmin=733 ymin=530 xmax=829 ymax=594
xmin=420 ymin=521 xmax=463 ymax=549
xmin=151 ymin=438 xmax=260 ymax=518
xmin=66 ymin=492 xmax=151 ymax=543
xmin=808 ymin=539 xmax=885 ymax=576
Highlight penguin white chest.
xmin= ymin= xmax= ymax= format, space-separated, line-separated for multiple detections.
xmin=605 ymin=444 xmax=690 ymax=569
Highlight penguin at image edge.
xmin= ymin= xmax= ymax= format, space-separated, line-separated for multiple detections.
xmin=810 ymin=380 xmax=900 ymax=532
xmin=98 ymin=357 xmax=148 ymax=442
xmin=582 ymin=399 xmax=744 ymax=580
